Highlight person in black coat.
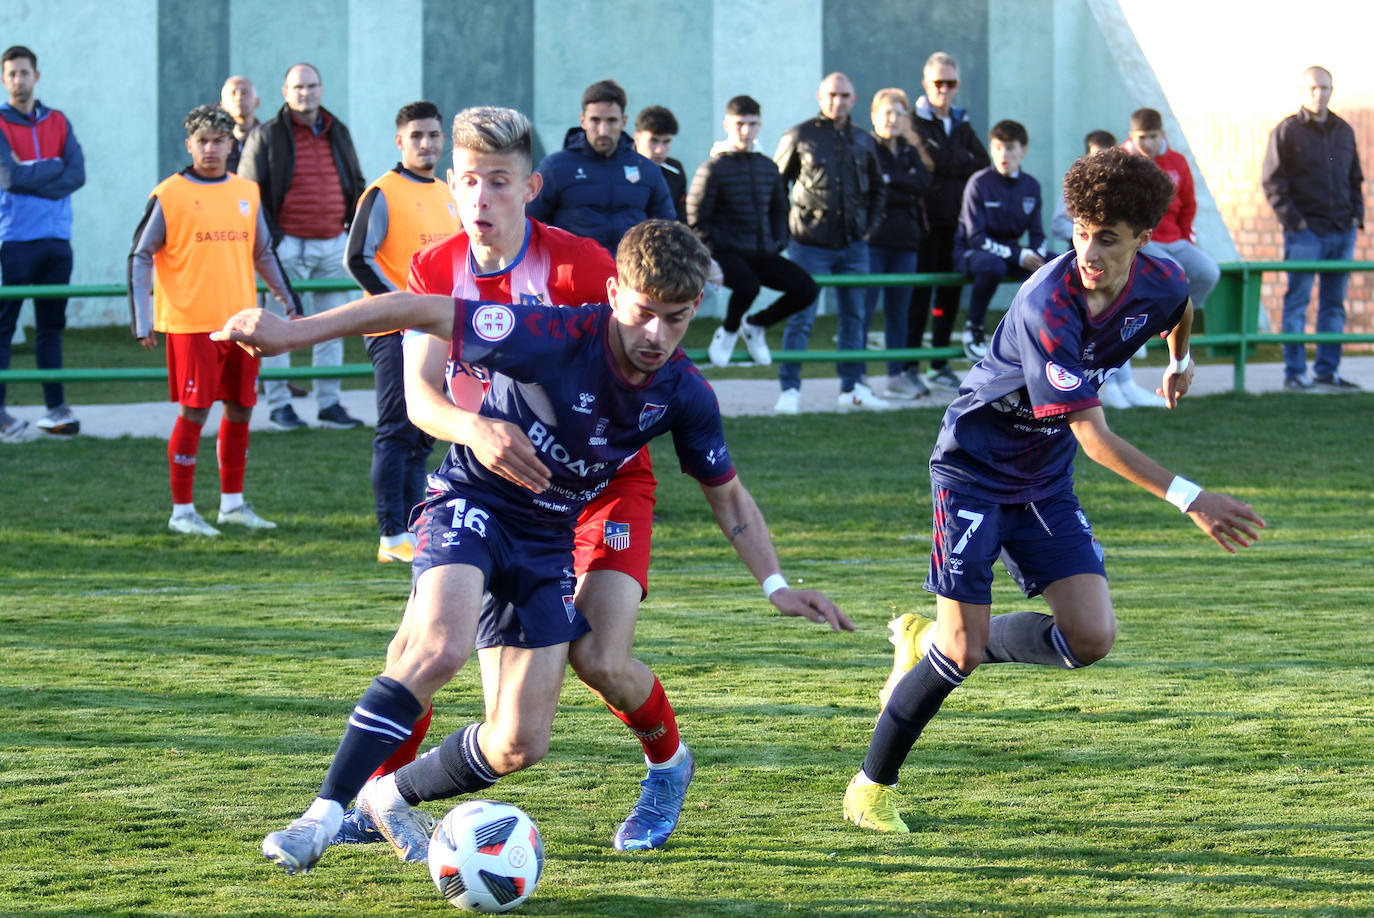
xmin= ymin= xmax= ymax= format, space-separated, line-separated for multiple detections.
xmin=863 ymin=88 xmax=933 ymax=400
xmin=688 ymin=95 xmax=818 ymax=369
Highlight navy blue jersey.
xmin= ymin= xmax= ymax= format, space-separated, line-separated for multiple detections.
xmin=930 ymin=251 xmax=1188 ymax=502
xmin=953 ymin=167 xmax=1047 ymax=264
xmin=433 ymin=299 xmax=736 ymax=526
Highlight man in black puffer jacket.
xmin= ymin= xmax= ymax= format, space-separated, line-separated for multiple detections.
xmin=773 ymin=73 xmax=887 ymax=415
xmin=689 ymin=95 xmax=818 ymax=370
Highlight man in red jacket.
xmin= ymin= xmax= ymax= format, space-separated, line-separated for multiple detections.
xmin=1123 ymin=108 xmax=1219 ymax=311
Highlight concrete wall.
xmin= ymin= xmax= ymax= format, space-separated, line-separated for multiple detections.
xmin=2 ymin=0 xmax=1368 ymax=331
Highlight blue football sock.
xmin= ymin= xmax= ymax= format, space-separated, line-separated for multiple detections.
xmin=984 ymin=611 xmax=1086 ymax=668
xmin=394 ymin=723 xmax=499 ymax=805
xmin=863 ymin=646 xmax=967 ymax=785
xmin=318 ymin=676 xmax=423 ymax=805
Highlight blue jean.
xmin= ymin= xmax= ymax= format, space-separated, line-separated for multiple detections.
xmin=264 ymin=232 xmax=351 ymax=410
xmin=780 ymin=239 xmax=868 ymax=392
xmin=366 ymin=333 xmax=434 ymax=537
xmin=0 ymin=238 xmax=73 ymax=411
xmin=1281 ymin=225 xmax=1358 ymax=380
xmin=863 ymin=246 xmax=917 ymax=376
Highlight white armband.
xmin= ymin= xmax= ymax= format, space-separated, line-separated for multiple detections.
xmin=1166 ymin=351 xmax=1191 ymax=375
xmin=761 ymin=574 xmax=789 ymax=599
xmin=1165 ymin=476 xmax=1203 ymax=513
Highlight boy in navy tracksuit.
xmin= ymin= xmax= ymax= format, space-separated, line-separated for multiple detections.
xmin=953 ymin=120 xmax=1046 ymax=360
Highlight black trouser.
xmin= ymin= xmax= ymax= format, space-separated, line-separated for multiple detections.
xmin=907 ymin=229 xmax=961 ymax=372
xmin=715 ymin=250 xmax=819 ymax=332
xmin=0 ymin=238 xmax=73 ymax=410
xmin=366 ymin=333 xmax=435 ymax=537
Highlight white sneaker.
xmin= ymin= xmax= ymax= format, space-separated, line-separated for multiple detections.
xmin=1097 ymin=375 xmax=1131 ymax=409
xmin=0 ymin=413 xmax=30 ymax=443
xmin=739 ymin=321 xmax=772 ymax=365
xmin=168 ymin=510 xmax=221 ymax=537
xmin=1119 ymin=376 xmax=1167 ymax=407
xmin=838 ymin=382 xmax=890 ymax=413
xmin=217 ymin=503 xmax=279 ymax=529
xmin=706 ymin=326 xmax=738 ymax=368
xmin=883 ymin=374 xmax=925 ymax=400
xmin=774 ymin=389 xmax=800 ymax=415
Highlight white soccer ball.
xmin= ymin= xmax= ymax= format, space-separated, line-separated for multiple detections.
xmin=428 ymin=800 xmax=544 ymax=913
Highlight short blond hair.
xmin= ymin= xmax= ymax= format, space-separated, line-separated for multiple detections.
xmin=615 ymin=220 xmax=710 ymax=304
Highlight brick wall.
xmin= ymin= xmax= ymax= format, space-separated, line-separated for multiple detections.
xmin=1183 ymin=108 xmax=1373 ymax=338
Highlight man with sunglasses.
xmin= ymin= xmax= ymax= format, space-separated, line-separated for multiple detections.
xmin=909 ymin=52 xmax=990 ymax=392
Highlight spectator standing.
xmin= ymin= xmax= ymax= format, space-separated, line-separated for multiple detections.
xmin=690 ymin=95 xmax=818 ymax=370
xmin=774 ymin=71 xmax=887 ymax=414
xmin=909 ymin=52 xmax=989 ymax=391
xmin=953 ymin=119 xmax=1047 ymax=361
xmin=345 ymin=101 xmax=457 ymax=564
xmin=220 ymin=75 xmax=261 ymax=175
xmin=0 ymin=45 xmax=85 ymax=441
xmin=1262 ymin=65 xmax=1365 ymax=391
xmin=863 ymin=88 xmax=933 ymax=400
xmin=633 ymin=105 xmax=688 ymax=222
xmin=240 ymin=62 xmax=367 ymax=429
xmin=528 ymin=79 xmax=675 ymax=254
xmin=129 ymin=104 xmax=297 ymax=536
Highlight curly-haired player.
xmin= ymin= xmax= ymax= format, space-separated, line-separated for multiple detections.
xmin=843 ymin=147 xmax=1266 ymax=832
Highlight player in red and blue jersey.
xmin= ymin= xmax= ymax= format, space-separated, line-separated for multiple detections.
xmin=219 ymin=218 xmax=852 ymax=875
xmin=844 ymin=148 xmax=1266 ymax=833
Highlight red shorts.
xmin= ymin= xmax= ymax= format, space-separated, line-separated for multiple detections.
xmin=165 ymin=332 xmax=259 ymax=409
xmin=573 ymin=447 xmax=656 ymax=598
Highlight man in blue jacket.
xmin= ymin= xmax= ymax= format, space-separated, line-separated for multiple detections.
xmin=527 ymin=79 xmax=675 ymax=254
xmin=0 ymin=45 xmax=85 ymax=441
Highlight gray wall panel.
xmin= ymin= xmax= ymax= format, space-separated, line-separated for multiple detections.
xmin=157 ymin=0 xmax=230 ymax=178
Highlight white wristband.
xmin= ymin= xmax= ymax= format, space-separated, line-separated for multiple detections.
xmin=1166 ymin=351 xmax=1191 ymax=375
xmin=761 ymin=574 xmax=789 ymax=598
xmin=1165 ymin=475 xmax=1203 ymax=513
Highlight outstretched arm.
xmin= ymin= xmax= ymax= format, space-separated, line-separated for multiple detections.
xmin=1069 ymin=405 xmax=1265 ymax=553
xmin=211 ymin=292 xmax=455 ymax=357
xmin=699 ymin=476 xmax=854 ymax=631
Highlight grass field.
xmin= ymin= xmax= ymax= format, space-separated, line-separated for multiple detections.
xmin=2 ymin=393 xmax=1372 ymax=916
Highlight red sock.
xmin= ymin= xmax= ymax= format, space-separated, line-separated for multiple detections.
xmin=610 ymin=677 xmax=680 ymax=764
xmin=371 ymin=705 xmax=433 ymax=779
xmin=217 ymin=417 xmax=250 ymax=495
xmin=168 ymin=416 xmax=202 ymax=504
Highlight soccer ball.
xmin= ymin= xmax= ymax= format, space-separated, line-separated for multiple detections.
xmin=428 ymin=800 xmax=544 ymax=913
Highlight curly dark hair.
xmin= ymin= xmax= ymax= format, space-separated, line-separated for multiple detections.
xmin=1062 ymin=147 xmax=1175 ymax=235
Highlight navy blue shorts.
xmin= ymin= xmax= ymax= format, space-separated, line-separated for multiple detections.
xmin=924 ymin=484 xmax=1106 ymax=605
xmin=411 ymin=493 xmax=591 ymax=650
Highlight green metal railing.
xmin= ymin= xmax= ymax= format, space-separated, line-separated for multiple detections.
xmin=2 ymin=261 xmax=1371 ymax=390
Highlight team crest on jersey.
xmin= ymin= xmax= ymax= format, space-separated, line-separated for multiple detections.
xmin=1121 ymin=314 xmax=1148 ymax=341
xmin=562 ymin=594 xmax=578 ymax=622
xmin=604 ymin=520 xmax=631 ymax=551
xmin=472 ymin=303 xmax=516 ymax=342
xmin=1023 ymin=196 xmax=1036 ymax=215
xmin=625 ymin=165 xmax=641 ymax=184
xmin=638 ymin=402 xmax=667 ymax=430
xmin=238 ymin=200 xmax=250 ymax=216
xmin=518 ymin=292 xmax=547 ymax=306
xmin=1045 ymin=362 xmax=1082 ymax=392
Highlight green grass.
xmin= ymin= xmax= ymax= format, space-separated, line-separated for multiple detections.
xmin=2 ymin=394 xmax=1372 ymax=916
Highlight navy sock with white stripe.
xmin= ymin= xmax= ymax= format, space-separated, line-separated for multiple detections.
xmin=984 ymin=611 xmax=1085 ymax=668
xmin=318 ymin=676 xmax=424 ymax=805
xmin=863 ymin=646 xmax=967 ymax=786
xmin=394 ymin=723 xmax=499 ymax=805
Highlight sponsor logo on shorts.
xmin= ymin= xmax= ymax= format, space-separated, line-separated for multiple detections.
xmin=441 ymin=530 xmax=462 ymax=548
xmin=472 ymin=304 xmax=516 ymax=342
xmin=946 ymin=557 xmax=964 ymax=575
xmin=1045 ymin=362 xmax=1081 ymax=392
xmin=562 ymin=594 xmax=577 ymax=622
xmin=638 ymin=402 xmax=667 ymax=431
xmin=705 ymin=445 xmax=728 ymax=466
xmin=603 ymin=520 xmax=630 ymax=551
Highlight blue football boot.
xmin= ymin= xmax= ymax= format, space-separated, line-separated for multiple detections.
xmin=330 ymin=806 xmax=384 ymax=846
xmin=613 ymin=745 xmax=695 ymax=851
